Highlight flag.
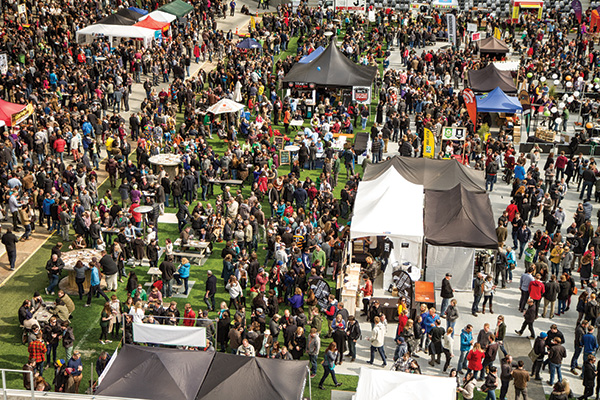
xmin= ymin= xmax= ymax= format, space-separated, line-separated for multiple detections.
xmin=446 ymin=14 xmax=456 ymax=45
xmin=423 ymin=128 xmax=435 ymax=159
xmin=463 ymin=88 xmax=477 ymax=129
xmin=250 ymin=16 xmax=256 ymax=30
xmin=494 ymin=27 xmax=502 ymax=39
xmin=572 ymin=0 xmax=583 ymax=23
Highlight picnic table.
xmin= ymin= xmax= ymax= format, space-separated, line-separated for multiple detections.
xmin=148 ymin=267 xmax=162 ymax=283
xmin=33 ymin=302 xmax=55 ymax=324
xmin=58 ymin=249 xmax=105 ymax=295
xmin=210 ymin=179 xmax=244 ymax=187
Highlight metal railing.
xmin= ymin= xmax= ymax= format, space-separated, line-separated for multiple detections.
xmin=0 ymin=369 xmax=34 ymax=400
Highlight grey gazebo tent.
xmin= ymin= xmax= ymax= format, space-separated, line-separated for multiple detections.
xmin=479 ymin=36 xmax=510 ymax=54
xmin=468 ymin=63 xmax=517 ymax=93
xmin=282 ymin=42 xmax=377 ymax=88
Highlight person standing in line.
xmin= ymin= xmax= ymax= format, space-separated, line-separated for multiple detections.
xmin=367 ymin=315 xmax=387 ymax=367
xmin=572 ymin=320 xmax=589 ymax=375
xmin=543 ymin=274 xmax=560 ymax=319
xmin=515 ymin=299 xmax=537 ymax=338
xmin=499 ymin=354 xmax=514 ymax=400
xmin=204 ymin=270 xmax=217 ymax=311
xmin=346 ymin=315 xmax=361 ymax=362
xmin=580 ymin=354 xmax=597 ymax=400
xmin=318 ymin=342 xmax=342 ymax=390
xmin=440 ymin=273 xmax=454 ymax=317
xmin=472 ymin=272 xmax=485 ymax=316
xmin=481 ymin=365 xmax=499 ymax=400
xmin=511 ymin=360 xmax=530 ymax=400
xmin=528 ymin=274 xmax=546 ymax=317
xmin=547 ymin=337 xmax=567 ymax=386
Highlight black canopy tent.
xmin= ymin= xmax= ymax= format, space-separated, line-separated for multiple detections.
xmin=478 ymin=36 xmax=510 ymax=54
xmin=468 ymin=63 xmax=517 ymax=93
xmin=362 ymin=156 xmax=486 ymax=193
xmin=95 ymin=345 xmax=309 ymax=400
xmin=97 ymin=13 xmax=136 ymax=25
xmin=115 ymin=8 xmax=145 ymax=21
xmin=424 ymin=184 xmax=498 ymax=249
xmin=282 ymin=42 xmax=377 ymax=88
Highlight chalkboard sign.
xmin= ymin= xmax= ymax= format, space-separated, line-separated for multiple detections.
xmin=273 ymin=136 xmax=285 ymax=150
xmin=279 ymin=150 xmax=291 ymax=165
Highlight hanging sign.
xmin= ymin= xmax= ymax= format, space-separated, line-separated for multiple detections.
xmin=442 ymin=126 xmax=467 ymax=141
xmin=352 ymin=86 xmax=371 ymax=104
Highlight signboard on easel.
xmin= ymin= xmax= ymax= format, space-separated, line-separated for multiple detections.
xmin=273 ymin=136 xmax=285 ymax=150
xmin=279 ymin=150 xmax=291 ymax=165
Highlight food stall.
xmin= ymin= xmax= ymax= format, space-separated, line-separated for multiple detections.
xmin=510 ymin=0 xmax=543 ymax=23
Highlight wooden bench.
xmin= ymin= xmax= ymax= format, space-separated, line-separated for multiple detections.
xmin=172 ymin=251 xmax=205 ymax=263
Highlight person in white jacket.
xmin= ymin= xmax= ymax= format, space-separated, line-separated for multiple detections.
xmin=225 ymin=276 xmax=242 ymax=310
xmin=442 ymin=327 xmax=455 ymax=372
xmin=367 ymin=315 xmax=387 ymax=367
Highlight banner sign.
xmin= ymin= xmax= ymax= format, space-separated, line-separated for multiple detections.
xmin=423 ymin=128 xmax=435 ymax=158
xmin=471 ymin=32 xmax=481 ymax=41
xmin=353 ymin=86 xmax=371 ymax=103
xmin=335 ymin=0 xmax=366 ymax=12
xmin=11 ymin=103 xmax=33 ymax=126
xmin=442 ymin=126 xmax=467 ymax=140
xmin=467 ymin=23 xmax=478 ymax=32
xmin=572 ymin=0 xmax=582 ymax=23
xmin=442 ymin=126 xmax=467 ymax=141
xmin=463 ymin=89 xmax=477 ymax=128
xmin=133 ymin=323 xmax=207 ymax=347
xmin=446 ymin=14 xmax=456 ymax=45
xmin=0 ymin=54 xmax=8 ymax=75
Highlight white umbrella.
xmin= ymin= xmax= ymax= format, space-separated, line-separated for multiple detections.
xmin=207 ymin=98 xmax=245 ymax=115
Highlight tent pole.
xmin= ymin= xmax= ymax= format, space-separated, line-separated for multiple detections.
xmin=307 ymin=366 xmax=312 ymax=400
xmin=90 ymin=361 xmax=93 ymax=394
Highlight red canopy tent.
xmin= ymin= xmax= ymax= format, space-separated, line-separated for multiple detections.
xmin=134 ymin=16 xmax=169 ymax=32
xmin=0 ymin=99 xmax=32 ymax=126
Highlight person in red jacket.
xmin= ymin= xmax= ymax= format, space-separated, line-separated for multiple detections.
xmin=555 ymin=151 xmax=569 ymax=180
xmin=505 ymin=200 xmax=519 ymax=223
xmin=53 ymin=135 xmax=67 ymax=163
xmin=528 ymin=274 xmax=546 ymax=318
xmin=183 ymin=303 xmax=196 ymax=327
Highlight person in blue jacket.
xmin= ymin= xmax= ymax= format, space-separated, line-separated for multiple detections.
xmin=457 ymin=324 xmax=474 ymax=374
xmin=174 ymin=257 xmax=191 ymax=295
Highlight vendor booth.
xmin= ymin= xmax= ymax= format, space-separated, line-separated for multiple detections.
xmin=75 ymin=24 xmax=157 ymax=47
xmin=468 ymin=63 xmax=517 ymax=93
xmin=139 ymin=10 xmax=178 ymax=23
xmin=510 ymin=0 xmax=543 ymax=23
xmin=478 ymin=36 xmax=510 ymax=56
xmin=0 ymin=99 xmax=33 ymax=126
xmin=159 ymin=0 xmax=194 ymax=18
xmin=134 ymin=16 xmax=170 ymax=32
xmin=476 ymin=86 xmax=523 ymax=113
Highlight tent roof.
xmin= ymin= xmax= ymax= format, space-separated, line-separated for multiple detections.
xmin=479 ymin=36 xmax=510 ymax=53
xmin=425 ymin=184 xmax=498 ymax=249
xmin=129 ymin=6 xmax=149 ymax=15
xmin=476 ymin=86 xmax=523 ymax=113
xmin=0 ymin=99 xmax=27 ymax=127
xmin=97 ymin=13 xmax=136 ymax=25
xmin=140 ymin=10 xmax=178 ymax=23
xmin=116 ymin=8 xmax=145 ymax=21
xmin=95 ymin=345 xmax=213 ymax=400
xmin=159 ymin=0 xmax=194 ymax=18
xmin=207 ymin=98 xmax=244 ymax=114
xmin=362 ymin=156 xmax=486 ymax=192
xmin=76 ymin=24 xmax=157 ymax=39
xmin=196 ymin=353 xmax=308 ymax=400
xmin=134 ymin=16 xmax=170 ymax=30
xmin=468 ymin=63 xmax=517 ymax=93
xmin=355 ymin=367 xmax=457 ymax=400
xmin=283 ymin=42 xmax=377 ymax=87
xmin=299 ymin=46 xmax=325 ymax=63
xmin=351 ymin=167 xmax=424 ymax=240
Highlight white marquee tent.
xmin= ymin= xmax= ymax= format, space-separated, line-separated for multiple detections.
xmin=355 ymin=368 xmax=457 ymax=400
xmin=76 ymin=24 xmax=157 ymax=47
xmin=350 ymin=167 xmax=424 ymax=289
xmin=139 ymin=10 xmax=178 ymax=23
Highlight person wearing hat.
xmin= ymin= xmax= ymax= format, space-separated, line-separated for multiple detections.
xmin=530 ymin=331 xmax=547 ymax=381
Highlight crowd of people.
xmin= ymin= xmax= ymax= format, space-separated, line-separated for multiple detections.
xmin=7 ymin=0 xmax=600 ymax=396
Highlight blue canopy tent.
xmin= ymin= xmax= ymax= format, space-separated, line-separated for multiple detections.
xmin=476 ymin=87 xmax=522 ymax=113
xmin=129 ymin=6 xmax=149 ymax=15
xmin=299 ymin=47 xmax=325 ymax=64
xmin=237 ymin=38 xmax=261 ymax=49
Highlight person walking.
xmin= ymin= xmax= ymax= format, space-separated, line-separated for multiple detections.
xmin=515 ymin=299 xmax=537 ymax=338
xmin=512 ymin=360 xmax=530 ymax=400
xmin=457 ymin=324 xmax=474 ymax=374
xmin=499 ymin=354 xmax=514 ymax=400
xmin=466 ymin=342 xmax=485 ymax=381
xmin=85 ymin=260 xmax=109 ymax=306
xmin=440 ymin=273 xmax=454 ymax=317
xmin=542 ymin=275 xmax=560 ymax=319
xmin=519 ymin=267 xmax=535 ymax=312
xmin=318 ymin=342 xmax=342 ymax=390
xmin=367 ymin=315 xmax=387 ymax=367
xmin=528 ymin=274 xmax=545 ymax=317
xmin=428 ymin=319 xmax=445 ymax=367
xmin=472 ymin=272 xmax=485 ymax=316
xmin=481 ymin=366 xmax=499 ymax=400
xmin=2 ymin=228 xmax=19 ymax=270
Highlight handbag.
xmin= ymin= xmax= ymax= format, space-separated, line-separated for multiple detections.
xmin=573 ymin=286 xmax=578 ymax=295
xmin=528 ymin=347 xmax=539 ymax=363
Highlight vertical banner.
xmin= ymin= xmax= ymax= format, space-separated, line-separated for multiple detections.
xmin=250 ymin=16 xmax=256 ymax=31
xmin=423 ymin=128 xmax=435 ymax=159
xmin=462 ymin=88 xmax=477 ymax=129
xmin=518 ymin=90 xmax=532 ymax=136
xmin=572 ymin=0 xmax=582 ymax=23
xmin=446 ymin=14 xmax=456 ymax=45
xmin=494 ymin=27 xmax=502 ymax=39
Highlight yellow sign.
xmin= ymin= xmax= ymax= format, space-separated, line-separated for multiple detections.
xmin=250 ymin=17 xmax=256 ymax=31
xmin=423 ymin=128 xmax=435 ymax=159
xmin=494 ymin=27 xmax=502 ymax=39
xmin=11 ymin=103 xmax=33 ymax=126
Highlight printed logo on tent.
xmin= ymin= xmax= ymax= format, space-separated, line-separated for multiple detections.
xmin=463 ymin=90 xmax=475 ymax=104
